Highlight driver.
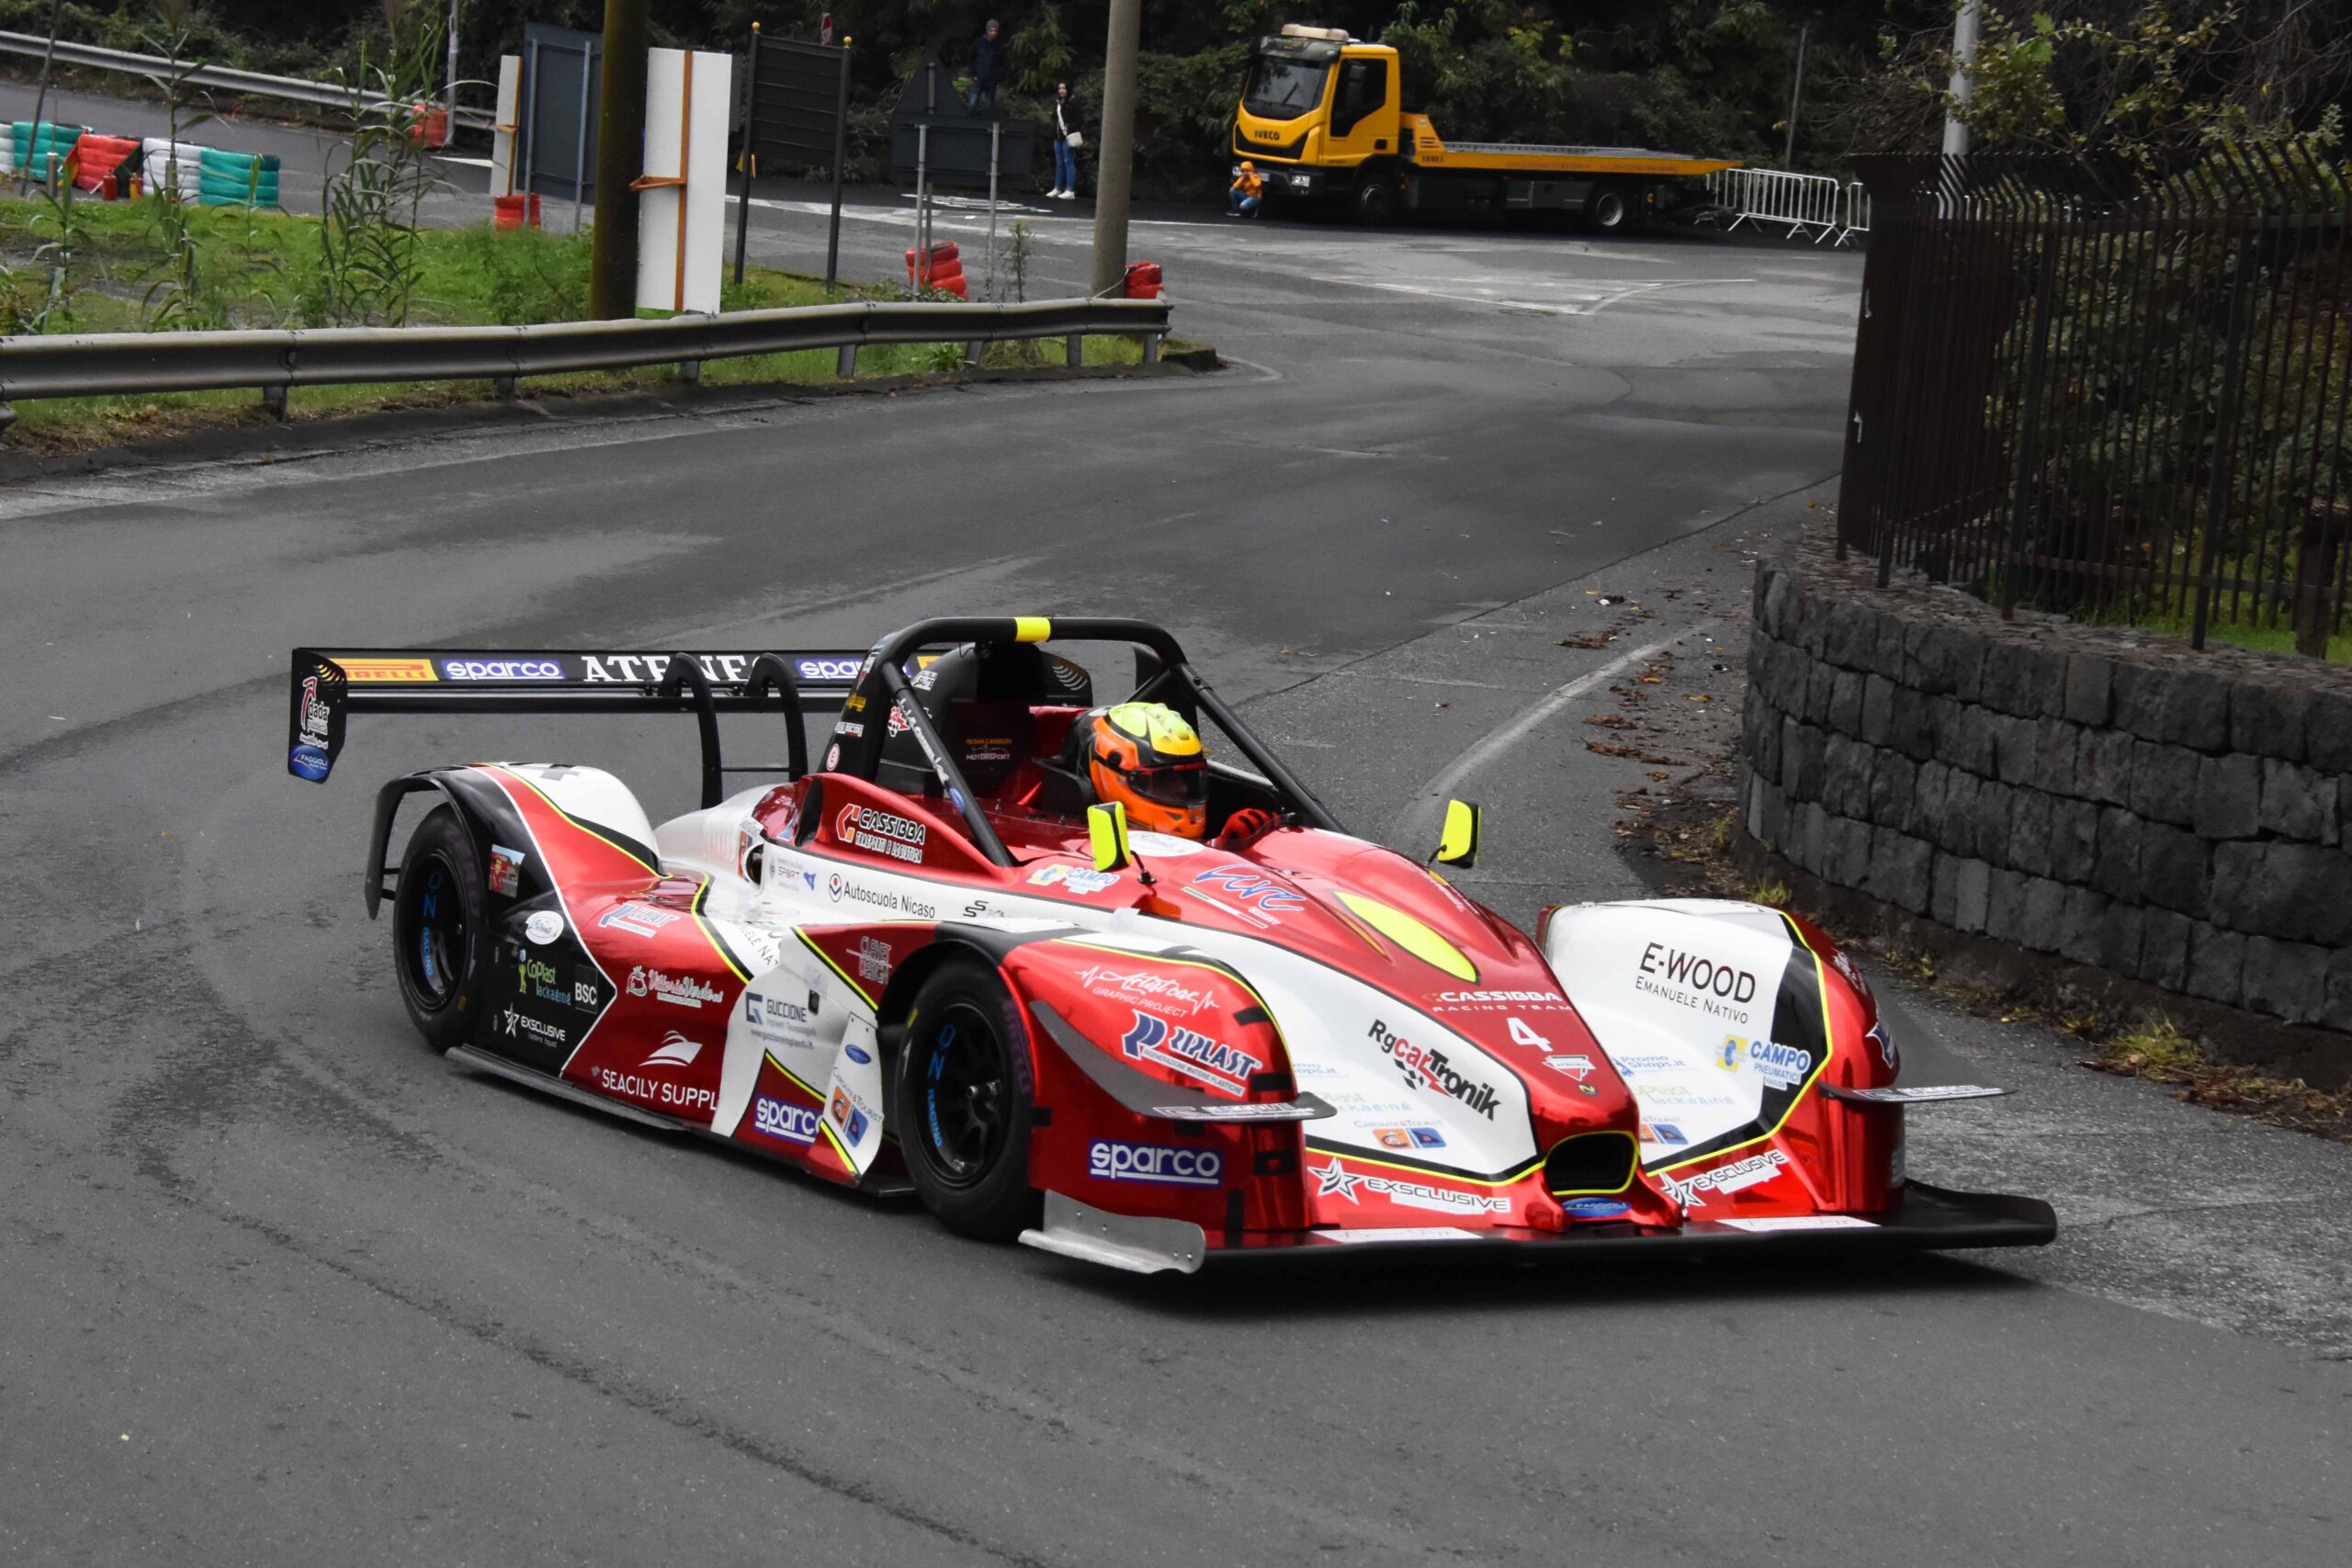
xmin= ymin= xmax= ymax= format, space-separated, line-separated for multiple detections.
xmin=1070 ymin=702 xmax=1277 ymax=849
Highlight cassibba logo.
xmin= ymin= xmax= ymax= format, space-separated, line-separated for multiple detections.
xmin=833 ymin=803 xmax=927 ymax=863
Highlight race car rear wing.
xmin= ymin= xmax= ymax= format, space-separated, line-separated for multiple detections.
xmin=288 ymin=647 xmax=866 ymax=807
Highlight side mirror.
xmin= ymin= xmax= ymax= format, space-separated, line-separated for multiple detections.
xmin=1433 ymin=798 xmax=1480 ymax=870
xmin=1087 ymin=800 xmax=1132 ymax=874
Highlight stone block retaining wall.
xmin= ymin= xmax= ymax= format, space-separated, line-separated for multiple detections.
xmin=1742 ymin=536 xmax=2352 ymax=1032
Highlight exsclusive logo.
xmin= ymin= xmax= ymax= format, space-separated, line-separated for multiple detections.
xmin=1087 ymin=1140 xmax=1225 ymax=1187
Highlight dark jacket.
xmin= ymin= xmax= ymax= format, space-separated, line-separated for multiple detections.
xmin=971 ymin=32 xmax=1008 ymax=85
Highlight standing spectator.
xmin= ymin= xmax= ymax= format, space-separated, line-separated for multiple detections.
xmin=1229 ymin=160 xmax=1262 ymax=217
xmin=967 ymin=18 xmax=1007 ymax=113
xmin=1049 ymin=81 xmax=1081 ymax=199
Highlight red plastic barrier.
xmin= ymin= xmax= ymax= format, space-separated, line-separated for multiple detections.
xmin=71 ymin=133 xmax=140 ymax=197
xmin=905 ymin=243 xmax=967 ymax=299
xmin=493 ymin=192 xmax=543 ymax=230
xmin=407 ymin=104 xmax=450 ymax=149
xmin=1123 ymin=261 xmax=1163 ymax=300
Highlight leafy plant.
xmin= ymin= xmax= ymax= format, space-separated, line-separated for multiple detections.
xmin=24 ymin=171 xmax=94 ymax=332
xmin=309 ymin=1 xmax=447 ymax=327
xmin=458 ymin=221 xmax=592 ymax=323
xmin=140 ymin=0 xmax=225 ymax=330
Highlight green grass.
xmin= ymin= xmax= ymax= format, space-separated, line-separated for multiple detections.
xmin=0 ymin=196 xmax=1150 ymax=451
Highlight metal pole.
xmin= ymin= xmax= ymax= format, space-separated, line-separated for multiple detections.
xmin=17 ymin=0 xmax=62 ymax=197
xmin=446 ymin=0 xmax=461 ymax=120
xmin=1942 ymin=0 xmax=1980 ymax=158
xmin=589 ymin=0 xmax=650 ymax=319
xmin=987 ymin=119 xmax=1001 ymax=301
xmin=824 ymin=40 xmax=851 ymax=293
xmin=732 ymin=23 xmax=760 ymax=288
xmin=914 ymin=122 xmax=929 ymax=298
xmin=1091 ymin=0 xmax=1142 ymax=297
xmin=571 ymin=48 xmax=591 ymax=234
xmin=1782 ymin=23 xmax=1809 ymax=169
xmin=522 ymin=39 xmax=539 ymax=209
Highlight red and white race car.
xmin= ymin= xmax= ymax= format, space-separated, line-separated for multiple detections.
xmin=288 ymin=616 xmax=2052 ymax=1273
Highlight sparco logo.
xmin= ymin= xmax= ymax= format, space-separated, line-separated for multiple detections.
xmin=1369 ymin=1019 xmax=1499 ymax=1120
xmin=1087 ymin=1140 xmax=1224 ymax=1187
xmin=441 ymin=658 xmax=563 ymax=681
xmin=834 ymin=803 xmax=927 ymax=863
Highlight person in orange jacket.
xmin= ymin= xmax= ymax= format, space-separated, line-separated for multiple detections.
xmin=1228 ymin=161 xmax=1262 ymax=217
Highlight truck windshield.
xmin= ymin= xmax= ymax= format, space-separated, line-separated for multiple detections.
xmin=1244 ymin=57 xmax=1330 ymax=121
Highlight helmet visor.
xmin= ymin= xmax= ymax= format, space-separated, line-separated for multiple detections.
xmin=1117 ymin=761 xmax=1207 ymax=808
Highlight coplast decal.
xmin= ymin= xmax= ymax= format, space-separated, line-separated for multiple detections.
xmin=834 ymin=803 xmax=927 ymax=863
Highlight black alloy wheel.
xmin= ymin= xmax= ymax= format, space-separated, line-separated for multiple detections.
xmin=894 ymin=958 xmax=1040 ymax=1240
xmin=391 ymin=806 xmax=488 ymax=1051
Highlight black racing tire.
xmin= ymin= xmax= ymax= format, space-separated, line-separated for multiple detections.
xmin=1353 ymin=173 xmax=1398 ymax=224
xmin=391 ymin=806 xmax=488 ymax=1052
xmin=893 ymin=957 xmax=1040 ymax=1241
xmin=1585 ymin=182 xmax=1634 ymax=234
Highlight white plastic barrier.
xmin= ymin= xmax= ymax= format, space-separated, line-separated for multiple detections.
xmin=490 ymin=53 xmax=520 ymax=199
xmin=1703 ymin=166 xmax=1869 ymax=246
xmin=141 ymin=138 xmax=208 ymax=200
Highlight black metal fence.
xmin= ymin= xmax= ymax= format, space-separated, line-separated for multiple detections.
xmin=1838 ymin=150 xmax=2352 ymax=654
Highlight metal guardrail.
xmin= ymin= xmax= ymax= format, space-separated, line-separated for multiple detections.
xmin=0 ymin=29 xmax=495 ymax=132
xmin=1702 ymin=167 xmax=1869 ymax=246
xmin=0 ymin=297 xmax=1173 ymax=418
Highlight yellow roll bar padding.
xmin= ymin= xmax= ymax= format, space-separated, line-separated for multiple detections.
xmin=1088 ymin=800 xmax=1132 ymax=873
xmin=1013 ymin=616 xmax=1053 ymax=643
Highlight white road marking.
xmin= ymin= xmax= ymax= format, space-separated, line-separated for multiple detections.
xmin=1384 ymin=622 xmax=1717 ymax=848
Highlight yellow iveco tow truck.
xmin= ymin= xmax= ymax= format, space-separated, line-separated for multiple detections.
xmin=1232 ymin=24 xmax=1739 ymax=229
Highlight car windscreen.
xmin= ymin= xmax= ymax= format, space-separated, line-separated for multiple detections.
xmin=1243 ymin=57 xmax=1330 ymax=121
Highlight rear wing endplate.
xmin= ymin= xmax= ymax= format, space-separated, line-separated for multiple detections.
xmin=288 ymin=647 xmax=866 ymax=807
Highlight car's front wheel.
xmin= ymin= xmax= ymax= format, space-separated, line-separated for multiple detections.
xmin=391 ymin=806 xmax=487 ymax=1052
xmin=893 ymin=957 xmax=1040 ymax=1240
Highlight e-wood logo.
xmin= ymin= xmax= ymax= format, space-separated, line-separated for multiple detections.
xmin=1634 ymin=942 xmax=1762 ymax=1025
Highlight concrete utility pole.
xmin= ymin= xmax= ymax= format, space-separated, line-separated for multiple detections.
xmin=1942 ymin=0 xmax=1981 ymax=157
xmin=1090 ymin=0 xmax=1142 ymax=297
xmin=589 ymin=0 xmax=650 ymax=318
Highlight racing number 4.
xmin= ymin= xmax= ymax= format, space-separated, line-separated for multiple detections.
xmin=1508 ymin=1017 xmax=1549 ymax=1048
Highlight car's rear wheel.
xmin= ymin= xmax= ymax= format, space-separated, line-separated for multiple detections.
xmin=893 ymin=957 xmax=1039 ymax=1240
xmin=1585 ymin=182 xmax=1635 ymax=233
xmin=392 ymin=806 xmax=487 ymax=1052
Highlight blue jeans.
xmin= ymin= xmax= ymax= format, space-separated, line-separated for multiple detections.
xmin=967 ymin=79 xmax=998 ymax=112
xmin=1053 ymin=137 xmax=1076 ymax=192
xmin=1230 ymin=191 xmax=1260 ymax=215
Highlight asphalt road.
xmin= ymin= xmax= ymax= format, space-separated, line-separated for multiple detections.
xmin=3 ymin=88 xmax=2348 ymax=1568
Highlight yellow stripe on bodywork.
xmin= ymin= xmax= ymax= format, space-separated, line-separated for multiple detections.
xmin=490 ymin=766 xmax=660 ymax=875
xmin=1334 ymin=892 xmax=1478 ymax=982
xmin=797 ymin=928 xmax=879 ymax=1010
xmin=691 ymin=875 xmax=752 ymax=984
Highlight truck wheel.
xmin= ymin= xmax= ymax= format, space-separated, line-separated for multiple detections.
xmin=391 ymin=806 xmax=487 ymax=1052
xmin=1586 ymin=183 xmax=1634 ymax=234
xmin=1353 ymin=175 xmax=1398 ymax=224
xmin=894 ymin=957 xmax=1039 ymax=1241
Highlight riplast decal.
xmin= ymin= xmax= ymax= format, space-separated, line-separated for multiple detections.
xmin=1087 ymin=1140 xmax=1224 ymax=1188
xmin=1368 ymin=1019 xmax=1499 ymax=1121
xmin=834 ymin=803 xmax=927 ymax=863
xmin=1119 ymin=1010 xmax=1261 ymax=1095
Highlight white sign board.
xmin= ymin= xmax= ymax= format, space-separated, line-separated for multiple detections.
xmin=636 ymin=47 xmax=733 ymax=315
xmin=491 ymin=53 xmax=521 ymax=198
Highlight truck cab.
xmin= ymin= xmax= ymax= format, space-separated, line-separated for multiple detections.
xmin=1234 ymin=28 xmax=1403 ymax=216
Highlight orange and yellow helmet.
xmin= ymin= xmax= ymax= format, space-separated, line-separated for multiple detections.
xmin=1081 ymin=702 xmax=1208 ymax=839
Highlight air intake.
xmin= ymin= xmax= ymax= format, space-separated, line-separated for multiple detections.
xmin=1544 ymin=1131 xmax=1637 ymax=1196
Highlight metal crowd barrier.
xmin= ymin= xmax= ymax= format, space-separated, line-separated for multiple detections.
xmin=0 ymin=296 xmax=1174 ymax=427
xmin=1702 ymin=167 xmax=1871 ymax=246
xmin=0 ymin=29 xmax=496 ymax=131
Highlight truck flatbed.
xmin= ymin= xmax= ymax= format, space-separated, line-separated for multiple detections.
xmin=1404 ymin=117 xmax=1739 ymax=179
